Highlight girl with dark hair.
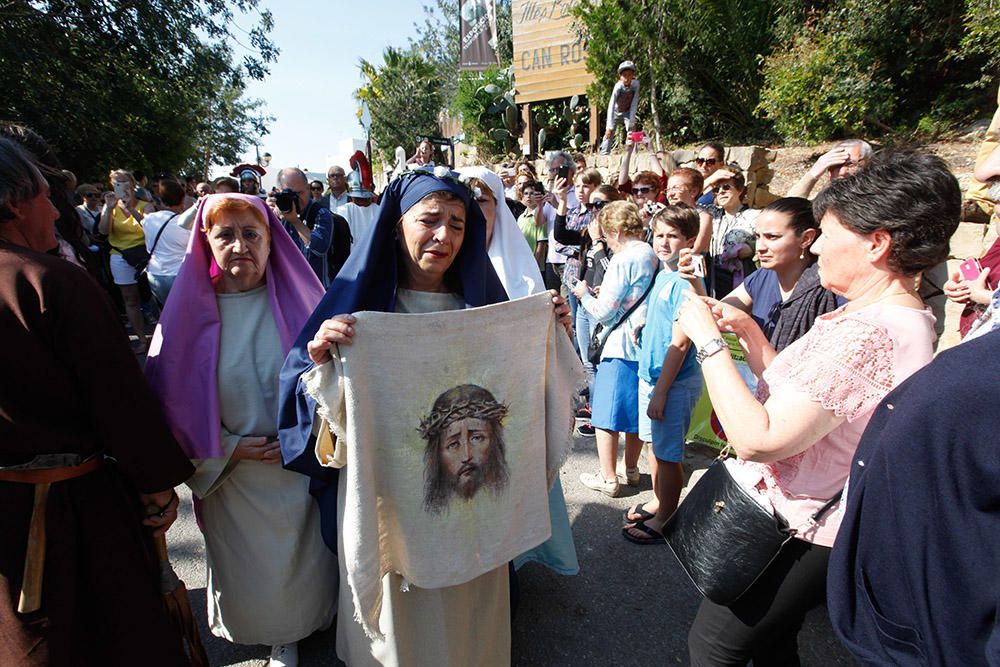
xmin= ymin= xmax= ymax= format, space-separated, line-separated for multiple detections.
xmin=680 ymin=197 xmax=842 ymax=352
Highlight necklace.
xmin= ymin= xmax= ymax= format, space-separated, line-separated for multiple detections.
xmin=846 ymin=288 xmax=920 ymax=312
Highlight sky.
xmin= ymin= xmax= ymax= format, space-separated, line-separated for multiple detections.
xmin=230 ymin=0 xmax=430 ymax=178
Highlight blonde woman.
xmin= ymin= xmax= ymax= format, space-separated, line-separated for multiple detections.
xmin=571 ymin=201 xmax=658 ymax=497
xmin=98 ymin=168 xmax=151 ymax=351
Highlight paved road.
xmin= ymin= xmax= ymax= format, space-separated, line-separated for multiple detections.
xmin=167 ymin=431 xmax=853 ymax=666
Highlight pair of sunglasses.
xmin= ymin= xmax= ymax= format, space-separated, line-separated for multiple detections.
xmin=631 ymin=186 xmax=653 ymax=195
xmin=695 ymin=157 xmax=719 ymax=166
xmin=585 ymin=199 xmax=608 ymax=211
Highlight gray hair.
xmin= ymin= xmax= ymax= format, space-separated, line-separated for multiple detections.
xmin=545 ymin=150 xmax=574 ymax=172
xmin=0 ymin=138 xmax=46 ymax=221
xmin=836 ymin=139 xmax=874 ymax=160
xmin=278 ymin=167 xmax=308 ymax=187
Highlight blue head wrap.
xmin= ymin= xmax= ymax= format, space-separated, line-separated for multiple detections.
xmin=277 ymin=167 xmax=508 ymax=550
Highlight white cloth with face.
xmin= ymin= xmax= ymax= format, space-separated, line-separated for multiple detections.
xmin=302 ymin=292 xmax=583 ymax=641
xmin=457 ymin=166 xmax=545 ymax=299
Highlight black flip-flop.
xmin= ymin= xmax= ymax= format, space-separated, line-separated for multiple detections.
xmin=622 ymin=503 xmax=655 ymax=523
xmin=622 ymin=520 xmax=667 ymax=545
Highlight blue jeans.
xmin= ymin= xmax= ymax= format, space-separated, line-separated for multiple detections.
xmin=575 ymin=307 xmax=599 ymax=398
xmin=567 ymin=291 xmax=580 ymax=354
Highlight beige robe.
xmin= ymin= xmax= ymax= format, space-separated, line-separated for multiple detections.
xmin=187 ymin=286 xmax=337 ymax=646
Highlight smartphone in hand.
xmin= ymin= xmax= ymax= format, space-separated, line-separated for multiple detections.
xmin=960 ymin=257 xmax=983 ymax=282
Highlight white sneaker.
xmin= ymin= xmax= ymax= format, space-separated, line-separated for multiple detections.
xmin=269 ymin=642 xmax=298 ymax=667
xmin=580 ymin=472 xmax=620 ymax=497
xmin=620 ymin=466 xmax=640 ymax=487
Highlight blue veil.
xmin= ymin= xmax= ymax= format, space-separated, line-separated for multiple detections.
xmin=278 ymin=168 xmax=508 ymax=549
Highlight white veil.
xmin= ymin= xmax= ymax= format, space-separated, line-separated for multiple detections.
xmin=458 ymin=166 xmax=545 ymax=299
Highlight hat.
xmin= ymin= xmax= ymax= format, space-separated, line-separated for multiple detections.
xmin=618 ymin=60 xmax=636 ymax=73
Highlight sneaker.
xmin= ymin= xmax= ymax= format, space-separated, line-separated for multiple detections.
xmin=576 ymin=421 xmax=595 ymax=436
xmin=269 ymin=642 xmax=298 ymax=667
xmin=580 ymin=472 xmax=620 ymax=497
xmin=576 ymin=405 xmax=592 ymax=419
xmin=620 ymin=466 xmax=640 ymax=487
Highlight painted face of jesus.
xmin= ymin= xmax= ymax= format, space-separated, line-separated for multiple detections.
xmin=440 ymin=417 xmax=492 ymax=499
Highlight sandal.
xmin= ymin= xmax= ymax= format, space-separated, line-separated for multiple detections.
xmin=622 ymin=520 xmax=667 ymax=545
xmin=622 ymin=502 xmax=655 ymax=523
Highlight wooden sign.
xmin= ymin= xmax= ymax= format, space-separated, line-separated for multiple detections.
xmin=512 ymin=0 xmax=593 ymax=104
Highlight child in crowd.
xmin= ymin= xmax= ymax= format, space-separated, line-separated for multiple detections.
xmin=623 ymin=206 xmax=704 ymax=544
xmin=517 ymin=180 xmax=548 ymax=271
xmin=600 ymin=61 xmax=640 ymax=155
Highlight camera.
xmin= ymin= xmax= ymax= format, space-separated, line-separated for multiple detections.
xmin=274 ymin=188 xmax=298 ymax=214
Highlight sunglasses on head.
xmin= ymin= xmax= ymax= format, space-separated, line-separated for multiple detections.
xmin=631 ymin=186 xmax=653 ymax=195
xmin=585 ymin=199 xmax=608 ymax=211
xmin=695 ymin=157 xmax=719 ymax=166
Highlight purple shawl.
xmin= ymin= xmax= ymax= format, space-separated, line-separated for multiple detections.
xmin=145 ymin=194 xmax=325 ymax=459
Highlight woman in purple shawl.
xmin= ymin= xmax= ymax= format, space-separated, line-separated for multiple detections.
xmin=145 ymin=194 xmax=334 ymax=667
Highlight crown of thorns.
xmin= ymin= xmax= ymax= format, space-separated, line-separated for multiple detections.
xmin=417 ymin=398 xmax=509 ymax=440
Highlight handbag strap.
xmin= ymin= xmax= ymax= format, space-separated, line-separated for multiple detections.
xmin=147 ymin=212 xmax=179 ymax=257
xmin=602 ymin=264 xmax=661 ymax=339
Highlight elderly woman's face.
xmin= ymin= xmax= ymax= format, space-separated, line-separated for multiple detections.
xmin=207 ymin=208 xmax=270 ymax=293
xmin=714 ymin=179 xmax=743 ymax=209
xmin=812 ymin=212 xmax=874 ymax=297
xmin=398 ymin=196 xmax=466 ymax=290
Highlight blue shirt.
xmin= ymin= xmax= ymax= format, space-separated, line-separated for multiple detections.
xmin=637 ymin=271 xmax=700 ymax=384
xmin=743 ymin=268 xmax=782 ymax=334
xmin=283 ymin=200 xmax=333 ymax=287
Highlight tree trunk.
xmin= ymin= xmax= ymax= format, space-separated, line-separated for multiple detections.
xmin=647 ymin=45 xmax=664 ymax=153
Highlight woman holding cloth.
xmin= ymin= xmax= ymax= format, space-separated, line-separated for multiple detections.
xmin=145 ymin=194 xmax=335 ymax=667
xmin=675 ymin=150 xmax=960 ymax=665
xmin=278 ymin=166 xmax=572 ymax=666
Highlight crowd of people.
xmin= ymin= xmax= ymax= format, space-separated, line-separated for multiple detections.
xmin=2 ymin=88 xmax=1000 ymax=667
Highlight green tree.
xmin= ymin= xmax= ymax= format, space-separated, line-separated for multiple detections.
xmin=0 ymin=0 xmax=277 ymax=181
xmin=761 ymin=0 xmax=996 ymax=141
xmin=356 ymin=48 xmax=444 ymax=164
xmin=573 ymin=0 xmax=780 ymax=144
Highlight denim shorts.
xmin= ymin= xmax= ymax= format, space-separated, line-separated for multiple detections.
xmin=638 ymin=374 xmax=703 ymax=462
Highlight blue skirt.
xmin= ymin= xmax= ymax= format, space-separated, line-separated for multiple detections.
xmin=591 ymin=358 xmax=640 ymax=434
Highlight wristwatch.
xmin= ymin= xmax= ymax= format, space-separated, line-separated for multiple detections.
xmin=696 ymin=337 xmax=727 ymax=364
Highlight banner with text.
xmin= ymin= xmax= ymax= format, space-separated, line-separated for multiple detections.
xmin=512 ymin=0 xmax=593 ymax=104
xmin=460 ymin=0 xmax=499 ymax=71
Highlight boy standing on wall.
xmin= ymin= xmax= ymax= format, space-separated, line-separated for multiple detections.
xmin=600 ymin=60 xmax=640 ymax=155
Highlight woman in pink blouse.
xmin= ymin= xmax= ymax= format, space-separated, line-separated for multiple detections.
xmin=676 ymin=150 xmax=961 ymax=665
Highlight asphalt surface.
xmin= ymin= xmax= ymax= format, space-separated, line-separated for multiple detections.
xmin=166 ymin=427 xmax=853 ymax=667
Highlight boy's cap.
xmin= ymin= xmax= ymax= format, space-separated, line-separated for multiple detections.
xmin=618 ymin=60 xmax=636 ymax=73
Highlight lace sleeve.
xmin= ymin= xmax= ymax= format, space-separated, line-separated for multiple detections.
xmin=762 ymin=315 xmax=895 ymax=422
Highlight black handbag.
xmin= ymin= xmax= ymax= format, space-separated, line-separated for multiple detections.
xmin=586 ymin=266 xmax=660 ymax=366
xmin=112 ymin=243 xmax=151 ymax=275
xmin=662 ymin=456 xmax=842 ymax=605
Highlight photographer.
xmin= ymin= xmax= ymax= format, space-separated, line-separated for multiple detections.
xmin=275 ymin=167 xmax=348 ymax=287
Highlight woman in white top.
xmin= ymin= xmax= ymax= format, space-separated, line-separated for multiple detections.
xmin=704 ymin=167 xmax=760 ymax=298
xmin=141 ymin=179 xmax=191 ymax=304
